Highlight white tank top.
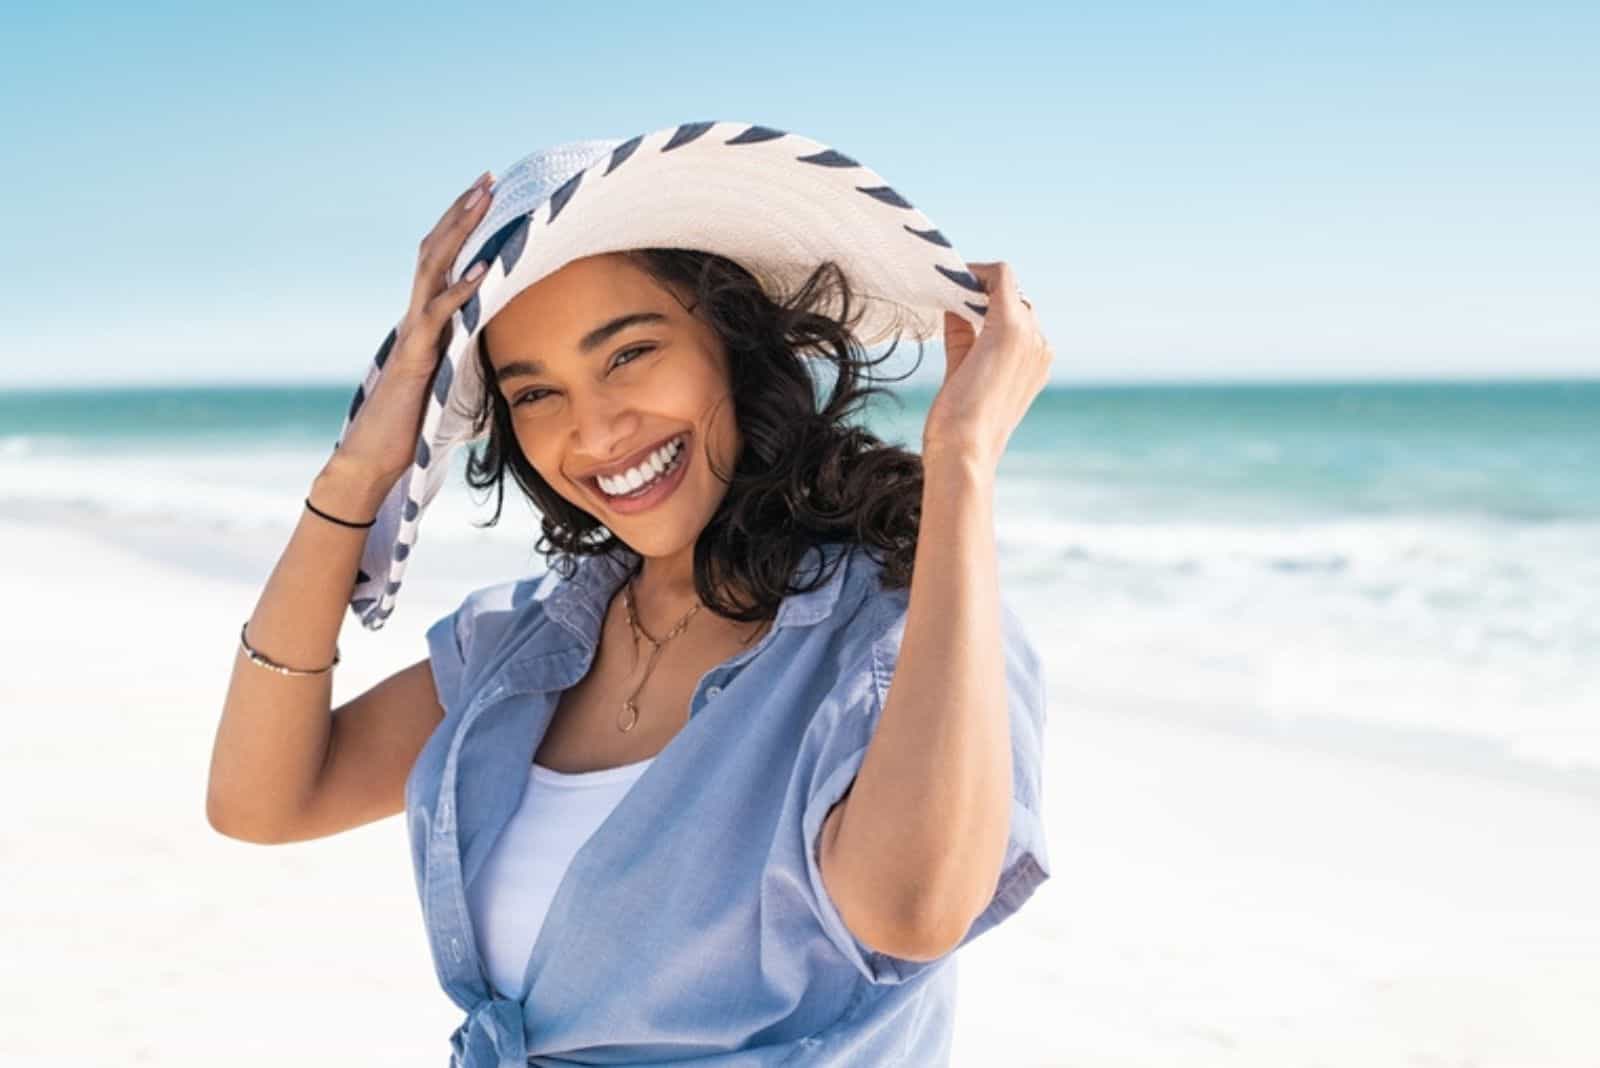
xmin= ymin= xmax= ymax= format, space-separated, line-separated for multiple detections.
xmin=466 ymin=754 xmax=657 ymax=998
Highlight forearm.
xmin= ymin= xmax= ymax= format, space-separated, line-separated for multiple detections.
xmin=206 ymin=457 xmax=390 ymax=842
xmin=832 ymin=446 xmax=1011 ymax=946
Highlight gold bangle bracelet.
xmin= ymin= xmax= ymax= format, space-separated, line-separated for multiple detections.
xmin=239 ymin=621 xmax=340 ymax=676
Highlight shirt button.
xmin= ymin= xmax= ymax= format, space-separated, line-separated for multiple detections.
xmin=706 ymin=685 xmax=722 ymax=699
xmin=449 ymin=936 xmax=463 ymax=962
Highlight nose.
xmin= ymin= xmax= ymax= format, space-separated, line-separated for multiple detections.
xmin=568 ymin=390 xmax=641 ymax=472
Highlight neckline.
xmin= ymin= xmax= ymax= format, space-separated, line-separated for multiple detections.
xmin=528 ymin=754 xmax=658 ymax=787
xmin=541 ymin=539 xmax=858 ymax=655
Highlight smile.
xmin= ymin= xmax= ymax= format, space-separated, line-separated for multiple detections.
xmin=587 ymin=432 xmax=691 ymax=514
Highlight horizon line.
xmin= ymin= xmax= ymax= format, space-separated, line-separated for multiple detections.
xmin=3 ymin=371 xmax=1598 ymax=394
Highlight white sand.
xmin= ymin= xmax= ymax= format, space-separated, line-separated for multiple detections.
xmin=4 ymin=515 xmax=1596 ymax=1066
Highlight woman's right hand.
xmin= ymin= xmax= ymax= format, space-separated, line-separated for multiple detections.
xmin=330 ymin=170 xmax=497 ymax=490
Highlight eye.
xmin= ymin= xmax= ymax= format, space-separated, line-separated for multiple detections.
xmin=510 ymin=346 xmax=654 ymax=408
xmin=611 ymin=343 xmax=654 ymax=370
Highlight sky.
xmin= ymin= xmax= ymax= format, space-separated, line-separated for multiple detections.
xmin=1 ymin=1 xmax=1595 ymax=389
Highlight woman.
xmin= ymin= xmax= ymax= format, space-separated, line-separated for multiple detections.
xmin=209 ymin=122 xmax=1054 ymax=1066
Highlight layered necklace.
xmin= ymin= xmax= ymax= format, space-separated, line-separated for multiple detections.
xmin=616 ymin=575 xmax=770 ymax=733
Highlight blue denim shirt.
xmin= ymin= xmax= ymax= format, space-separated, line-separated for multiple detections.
xmin=409 ymin=538 xmax=1051 ymax=1066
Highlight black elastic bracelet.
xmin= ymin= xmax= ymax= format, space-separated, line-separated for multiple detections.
xmin=305 ymin=496 xmax=377 ymax=529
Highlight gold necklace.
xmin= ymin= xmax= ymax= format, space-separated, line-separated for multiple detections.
xmin=617 ymin=576 xmax=773 ymax=733
xmin=618 ymin=576 xmax=702 ymax=733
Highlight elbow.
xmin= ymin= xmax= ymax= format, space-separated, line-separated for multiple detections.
xmin=820 ymin=806 xmax=974 ymax=963
xmin=889 ymin=893 xmax=976 ymax=961
xmin=834 ymin=884 xmax=966 ymax=964
xmin=851 ymin=906 xmax=963 ymax=963
xmin=206 ymin=790 xmax=290 ymax=845
xmin=868 ymin=927 xmax=959 ymax=964
xmin=850 ymin=876 xmax=987 ymax=962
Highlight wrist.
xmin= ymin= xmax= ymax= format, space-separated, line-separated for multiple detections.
xmin=311 ymin=457 xmax=395 ymax=523
xmin=919 ymin=438 xmax=997 ymax=483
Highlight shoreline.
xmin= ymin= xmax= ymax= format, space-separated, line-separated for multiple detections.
xmin=10 ymin=503 xmax=1600 ymax=802
xmin=5 ymin=512 xmax=1597 ymax=1064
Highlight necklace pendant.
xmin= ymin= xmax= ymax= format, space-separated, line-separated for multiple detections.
xmin=618 ymin=699 xmax=639 ymax=733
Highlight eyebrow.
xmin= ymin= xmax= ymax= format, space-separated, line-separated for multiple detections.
xmin=492 ymin=311 xmax=670 ymax=384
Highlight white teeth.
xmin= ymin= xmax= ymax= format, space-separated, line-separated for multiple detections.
xmin=597 ymin=435 xmax=684 ymax=497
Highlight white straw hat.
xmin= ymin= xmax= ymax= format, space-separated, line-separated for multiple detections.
xmin=336 ymin=119 xmax=992 ymax=630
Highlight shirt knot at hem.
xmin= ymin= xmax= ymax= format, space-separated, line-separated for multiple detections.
xmin=450 ymin=995 xmax=527 ymax=1068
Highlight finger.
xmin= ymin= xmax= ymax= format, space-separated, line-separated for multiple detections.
xmin=390 ymin=260 xmax=490 ymax=375
xmin=943 ymin=309 xmax=976 ymax=346
xmin=421 ymin=259 xmax=490 ymax=326
xmin=441 ymin=172 xmax=496 ymax=240
xmin=418 ymin=172 xmax=493 ymax=261
xmin=431 ymin=179 xmax=497 ymax=286
xmin=967 ymin=261 xmax=1027 ymax=320
xmin=427 ymin=172 xmax=495 ymax=257
xmin=436 ymin=170 xmax=493 ymax=231
xmin=412 ymin=173 xmax=495 ymax=307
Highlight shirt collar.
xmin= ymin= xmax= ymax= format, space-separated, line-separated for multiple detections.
xmin=477 ymin=540 xmax=857 ymax=702
xmin=543 ymin=539 xmax=854 ymax=644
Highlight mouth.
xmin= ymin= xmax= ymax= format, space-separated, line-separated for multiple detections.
xmin=581 ymin=430 xmax=693 ymax=509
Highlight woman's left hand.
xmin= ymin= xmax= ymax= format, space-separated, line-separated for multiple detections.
xmin=922 ymin=261 xmax=1054 ymax=473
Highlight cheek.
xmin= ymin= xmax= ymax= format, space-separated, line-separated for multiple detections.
xmin=516 ymin=433 xmax=564 ymax=488
xmin=701 ymin=396 xmax=742 ymax=471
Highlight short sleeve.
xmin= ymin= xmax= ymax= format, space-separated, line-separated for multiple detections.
xmin=423 ymin=573 xmax=553 ymax=720
xmin=797 ymin=592 xmax=1051 ymax=986
xmin=424 ymin=602 xmax=468 ymax=717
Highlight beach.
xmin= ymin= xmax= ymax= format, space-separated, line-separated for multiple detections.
xmin=4 ymin=509 xmax=1596 ymax=1066
xmin=4 ymin=379 xmax=1598 ymax=1065
xmin=9 ymin=0 xmax=1598 ymax=1058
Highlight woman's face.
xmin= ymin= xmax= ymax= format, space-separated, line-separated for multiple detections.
xmin=482 ymin=252 xmax=741 ymax=557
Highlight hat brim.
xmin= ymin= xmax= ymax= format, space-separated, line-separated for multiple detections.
xmin=341 ymin=119 xmax=991 ymax=630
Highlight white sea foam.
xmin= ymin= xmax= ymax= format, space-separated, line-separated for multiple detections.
xmin=5 ymin=434 xmax=1596 ymax=781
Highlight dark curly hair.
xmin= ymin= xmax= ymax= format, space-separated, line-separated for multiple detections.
xmin=459 ymin=248 xmax=930 ymax=624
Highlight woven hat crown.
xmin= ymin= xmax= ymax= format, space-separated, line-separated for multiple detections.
xmin=337 ymin=120 xmax=991 ymax=630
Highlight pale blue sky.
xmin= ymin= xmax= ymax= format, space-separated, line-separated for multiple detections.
xmin=1 ymin=1 xmax=1595 ymax=388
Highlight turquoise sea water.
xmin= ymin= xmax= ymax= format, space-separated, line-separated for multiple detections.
xmin=4 ymin=378 xmax=1598 ymax=782
xmin=6 ymin=379 xmax=1596 ymax=520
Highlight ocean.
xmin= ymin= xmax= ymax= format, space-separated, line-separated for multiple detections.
xmin=4 ymin=378 xmax=1596 ymax=787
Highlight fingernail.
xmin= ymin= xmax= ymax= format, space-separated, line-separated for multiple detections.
xmin=464 ymin=187 xmax=483 ymax=210
xmin=465 ymin=261 xmax=486 ymax=281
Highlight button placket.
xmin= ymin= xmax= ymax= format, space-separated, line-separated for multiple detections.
xmin=426 ymin=700 xmax=482 ymax=989
xmin=436 ymin=677 xmax=513 ymax=839
xmin=690 ymin=613 xmax=782 ymax=715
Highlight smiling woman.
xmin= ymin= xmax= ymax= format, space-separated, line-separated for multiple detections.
xmin=462 ymin=247 xmax=932 ymax=622
xmin=212 ymin=123 xmax=1051 ymax=1068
